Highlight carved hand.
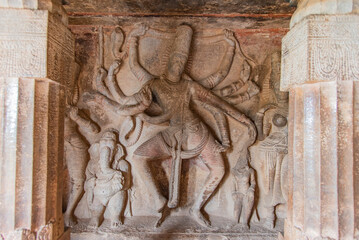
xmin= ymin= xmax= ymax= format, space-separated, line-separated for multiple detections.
xmin=111 ymin=172 xmax=125 ymax=192
xmin=142 ymin=86 xmax=152 ymax=106
xmin=214 ymin=140 xmax=230 ymax=153
xmin=247 ymin=81 xmax=260 ymax=98
xmin=136 ymin=85 xmax=152 ymax=107
xmin=108 ymin=60 xmax=121 ymax=76
xmin=98 ymin=67 xmax=107 ymax=76
xmin=68 ymin=106 xmax=79 ymax=121
xmin=129 ymin=23 xmax=149 ymax=38
xmin=239 ymin=116 xmax=257 ymax=141
xmin=223 ymin=29 xmax=236 ymax=46
xmin=137 ymin=112 xmax=147 ymax=121
xmin=118 ymin=51 xmax=128 ymax=61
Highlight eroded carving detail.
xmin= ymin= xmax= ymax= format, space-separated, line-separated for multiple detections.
xmin=251 ymin=52 xmax=288 ymax=229
xmin=281 ymin=15 xmax=359 ymax=91
xmin=64 ymin=105 xmax=100 ymax=227
xmin=36 ymin=222 xmax=53 ymax=240
xmin=0 ymin=229 xmax=35 ymax=240
xmin=83 ymin=130 xmax=131 ymax=228
xmin=231 ymin=153 xmax=256 ymax=229
xmin=64 ymin=22 xmax=287 ymax=236
xmin=83 ymin=24 xmax=256 ymax=228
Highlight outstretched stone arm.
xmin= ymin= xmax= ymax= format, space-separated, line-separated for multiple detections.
xmin=68 ymin=106 xmax=100 ymax=141
xmin=197 ymin=30 xmax=235 ymax=89
xmin=83 ymin=88 xmax=152 ymax=117
xmin=200 ymin=103 xmax=230 ymax=148
xmin=219 ymin=80 xmax=260 ymax=102
xmin=95 ymin=67 xmax=114 ymax=100
xmin=191 ymin=82 xmax=257 ymax=142
xmin=137 ymin=111 xmax=172 ymax=125
xmin=84 ymin=162 xmax=96 ymax=194
xmin=84 ymin=167 xmax=96 ymax=194
xmin=101 ymin=61 xmax=139 ymax=105
xmin=128 ymin=36 xmax=153 ymax=84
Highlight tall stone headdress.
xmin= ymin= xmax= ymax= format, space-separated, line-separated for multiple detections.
xmin=169 ymin=25 xmax=193 ymax=59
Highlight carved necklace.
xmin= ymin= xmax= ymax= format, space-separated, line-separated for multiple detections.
xmin=160 ymin=74 xmax=188 ymax=92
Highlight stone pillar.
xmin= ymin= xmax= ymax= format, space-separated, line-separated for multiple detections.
xmin=0 ymin=3 xmax=75 ymax=240
xmin=281 ymin=1 xmax=359 ymax=239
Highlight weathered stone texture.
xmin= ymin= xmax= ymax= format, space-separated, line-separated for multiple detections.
xmin=0 ymin=0 xmax=38 ymax=9
xmin=61 ymin=17 xmax=292 ymax=239
xmin=0 ymin=5 xmax=75 ymax=240
xmin=285 ymin=81 xmax=359 ymax=240
xmin=63 ymin=0 xmax=294 ymax=15
xmin=282 ymin=11 xmax=359 ymax=240
xmin=0 ymin=77 xmax=65 ymax=239
xmin=281 ymin=15 xmax=359 ymax=91
xmin=0 ymin=0 xmax=63 ymax=10
xmin=0 ymin=9 xmax=75 ymax=88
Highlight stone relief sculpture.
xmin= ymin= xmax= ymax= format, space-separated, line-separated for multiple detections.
xmin=36 ymin=222 xmax=54 ymax=240
xmin=84 ymin=24 xmax=257 ymax=228
xmin=84 ymin=130 xmax=131 ymax=228
xmin=214 ymin=36 xmax=260 ymax=105
xmin=63 ymin=22 xmax=288 ymax=236
xmin=231 ymin=153 xmax=256 ymax=229
xmin=250 ymin=52 xmax=289 ymax=229
xmin=73 ymin=128 xmax=132 ymax=228
xmin=64 ymin=80 xmax=100 ymax=227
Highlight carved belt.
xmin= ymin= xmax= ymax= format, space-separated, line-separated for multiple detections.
xmin=161 ymin=121 xmax=209 ymax=159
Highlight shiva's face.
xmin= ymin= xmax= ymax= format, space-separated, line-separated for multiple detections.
xmin=166 ymin=53 xmax=188 ymax=83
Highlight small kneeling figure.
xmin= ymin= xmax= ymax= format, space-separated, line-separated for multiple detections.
xmin=85 ymin=130 xmax=131 ymax=228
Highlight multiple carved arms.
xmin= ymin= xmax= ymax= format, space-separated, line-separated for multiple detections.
xmin=128 ymin=24 xmax=154 ymax=84
xmin=218 ymin=80 xmax=260 ymax=105
xmin=89 ymin=59 xmax=152 ymax=117
xmin=67 ymin=106 xmax=100 ymax=141
xmin=191 ymin=82 xmax=257 ymax=145
xmin=197 ymin=29 xmax=236 ymax=89
xmin=200 ymin=103 xmax=231 ymax=152
xmin=126 ymin=25 xmax=238 ymax=91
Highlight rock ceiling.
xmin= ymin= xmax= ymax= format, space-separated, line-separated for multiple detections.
xmin=63 ymin=0 xmax=295 ymax=28
xmin=63 ymin=0 xmax=294 ymax=16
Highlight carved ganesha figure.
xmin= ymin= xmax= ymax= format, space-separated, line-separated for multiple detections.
xmin=85 ymin=130 xmax=131 ymax=228
xmin=74 ymin=130 xmax=131 ymax=228
xmin=83 ymin=23 xmax=259 ymax=228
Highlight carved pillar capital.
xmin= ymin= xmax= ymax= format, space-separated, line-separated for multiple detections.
xmin=0 ymin=9 xmax=75 ymax=82
xmin=281 ymin=14 xmax=359 ymax=91
xmin=0 ymin=8 xmax=77 ymax=103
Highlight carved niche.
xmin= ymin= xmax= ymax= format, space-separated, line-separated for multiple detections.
xmin=63 ymin=23 xmax=288 ymax=237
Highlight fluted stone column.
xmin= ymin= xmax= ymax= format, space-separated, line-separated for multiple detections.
xmin=0 ymin=3 xmax=75 ymax=240
xmin=282 ymin=1 xmax=359 ymax=239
